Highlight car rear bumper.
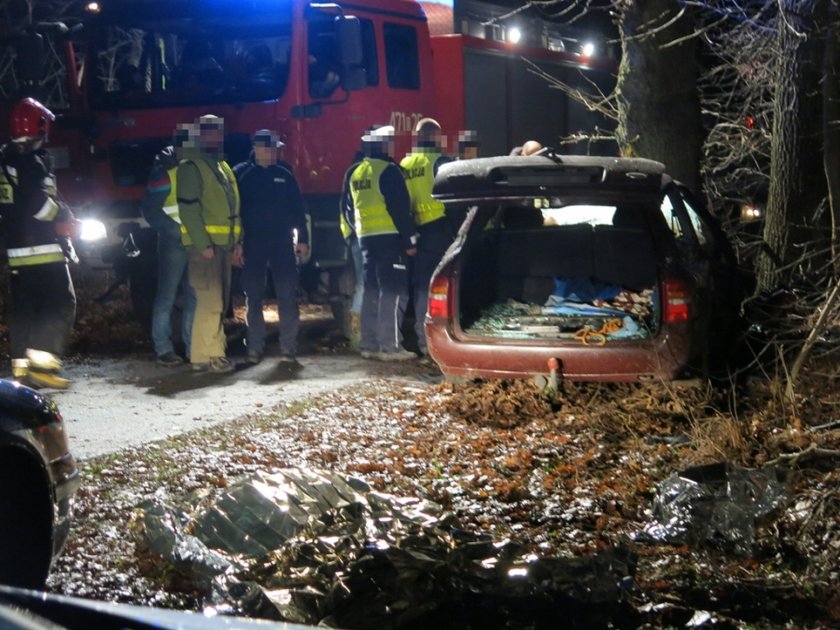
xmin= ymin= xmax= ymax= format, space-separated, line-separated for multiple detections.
xmin=425 ymin=319 xmax=692 ymax=382
xmin=51 ymin=453 xmax=81 ymax=559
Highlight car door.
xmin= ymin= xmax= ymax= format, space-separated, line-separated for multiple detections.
xmin=664 ymin=182 xmax=744 ymax=370
xmin=673 ymin=183 xmax=743 ymax=309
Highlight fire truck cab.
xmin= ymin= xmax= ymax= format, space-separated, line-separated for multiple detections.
xmin=1 ymin=0 xmax=615 ymax=330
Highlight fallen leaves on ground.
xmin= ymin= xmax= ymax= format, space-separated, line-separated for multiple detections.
xmin=48 ymin=370 xmax=840 ymax=628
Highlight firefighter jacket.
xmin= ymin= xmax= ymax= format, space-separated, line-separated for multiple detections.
xmin=0 ymin=144 xmax=74 ymax=268
xmin=176 ymin=152 xmax=241 ymax=249
xmin=343 ymin=155 xmax=414 ymax=249
xmin=400 ymin=149 xmax=450 ymax=227
xmin=232 ymin=158 xmax=308 ymax=251
xmin=142 ymin=146 xmax=182 ymax=244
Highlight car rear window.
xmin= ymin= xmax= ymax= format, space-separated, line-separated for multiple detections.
xmin=494 ymin=201 xmax=650 ymax=230
xmin=541 ymin=205 xmax=619 ymax=227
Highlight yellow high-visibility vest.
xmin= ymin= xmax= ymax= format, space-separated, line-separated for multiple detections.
xmin=401 ymin=151 xmax=445 ymax=226
xmin=350 ymin=158 xmax=398 ymax=237
xmin=179 ymin=159 xmax=241 ymax=247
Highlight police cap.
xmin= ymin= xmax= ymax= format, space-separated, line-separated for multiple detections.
xmin=253 ymin=129 xmax=285 ymax=148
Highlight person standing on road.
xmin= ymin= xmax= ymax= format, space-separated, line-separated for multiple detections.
xmin=400 ymin=118 xmax=452 ymax=356
xmin=233 ymin=130 xmax=309 ymax=365
xmin=342 ymin=125 xmax=417 ymax=361
xmin=0 ymin=97 xmax=77 ymax=389
xmin=177 ymin=114 xmax=242 ymax=373
xmin=142 ymin=124 xmax=197 ymax=366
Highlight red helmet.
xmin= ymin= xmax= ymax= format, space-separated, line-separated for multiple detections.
xmin=9 ymin=97 xmax=55 ymax=142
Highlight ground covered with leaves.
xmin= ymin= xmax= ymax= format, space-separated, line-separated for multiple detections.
xmin=47 ymin=366 xmax=840 ymax=628
xmin=2 ymin=269 xmax=829 ymax=627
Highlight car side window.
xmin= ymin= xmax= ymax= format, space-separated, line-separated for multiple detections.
xmin=660 ymin=194 xmax=685 ymax=238
xmin=679 ymin=191 xmax=712 ymax=249
xmin=660 ymin=190 xmax=701 ymax=257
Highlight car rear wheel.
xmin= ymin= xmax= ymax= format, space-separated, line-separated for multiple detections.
xmin=0 ymin=450 xmax=54 ymax=589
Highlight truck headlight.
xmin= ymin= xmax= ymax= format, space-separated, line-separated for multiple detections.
xmin=79 ymin=219 xmax=107 ymax=241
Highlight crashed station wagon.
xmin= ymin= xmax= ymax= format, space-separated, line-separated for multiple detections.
xmin=425 ymin=154 xmax=740 ymax=382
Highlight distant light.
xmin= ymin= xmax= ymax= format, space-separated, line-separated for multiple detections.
xmin=581 ymin=41 xmax=596 ymax=57
xmin=85 ymin=1 xmax=101 ymax=13
xmin=740 ymin=204 xmax=763 ymax=221
xmin=508 ymin=27 xmax=522 ymax=45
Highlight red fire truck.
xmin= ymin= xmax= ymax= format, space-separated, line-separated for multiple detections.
xmin=1 ymin=0 xmax=615 ymax=326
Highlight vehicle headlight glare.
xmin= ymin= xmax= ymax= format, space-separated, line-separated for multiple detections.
xmin=79 ymin=219 xmax=107 ymax=241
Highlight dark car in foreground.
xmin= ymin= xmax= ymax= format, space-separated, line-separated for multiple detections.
xmin=425 ymin=154 xmax=741 ymax=382
xmin=0 ymin=380 xmax=80 ymax=589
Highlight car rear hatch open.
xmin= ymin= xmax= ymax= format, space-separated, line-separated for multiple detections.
xmin=437 ymin=155 xmax=668 ymax=347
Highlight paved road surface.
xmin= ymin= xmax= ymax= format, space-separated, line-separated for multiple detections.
xmin=49 ymin=351 xmax=434 ymax=459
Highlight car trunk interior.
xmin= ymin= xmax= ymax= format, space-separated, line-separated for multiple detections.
xmin=455 ymin=205 xmax=662 ymax=343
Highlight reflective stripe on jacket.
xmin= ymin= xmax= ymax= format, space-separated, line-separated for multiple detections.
xmin=401 ymin=151 xmax=445 ymax=226
xmin=7 ymin=243 xmax=65 ymax=267
xmin=1 ymin=147 xmax=70 ymax=267
xmin=178 ymin=158 xmax=241 ymax=248
xmin=162 ymin=166 xmax=181 ymax=224
xmin=350 ymin=158 xmax=398 ymax=237
xmin=0 ymin=165 xmax=17 ymax=205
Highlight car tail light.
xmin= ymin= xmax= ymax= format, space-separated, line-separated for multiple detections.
xmin=428 ymin=275 xmax=451 ymax=318
xmin=662 ymin=277 xmax=692 ymax=323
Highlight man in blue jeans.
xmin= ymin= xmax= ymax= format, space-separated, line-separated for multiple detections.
xmin=143 ymin=125 xmax=197 ymax=365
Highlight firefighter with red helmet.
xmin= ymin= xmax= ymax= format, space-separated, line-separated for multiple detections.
xmin=0 ymin=97 xmax=77 ymax=389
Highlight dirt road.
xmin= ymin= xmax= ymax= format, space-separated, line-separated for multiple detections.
xmin=50 ymin=351 xmax=437 ymax=459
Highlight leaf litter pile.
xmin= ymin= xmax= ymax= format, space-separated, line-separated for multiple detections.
xmin=47 ymin=369 xmax=840 ymax=628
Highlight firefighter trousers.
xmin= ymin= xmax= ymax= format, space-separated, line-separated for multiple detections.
xmin=9 ymin=263 xmax=76 ymax=361
xmin=360 ymin=234 xmax=410 ymax=354
xmin=187 ymin=246 xmax=232 ymax=364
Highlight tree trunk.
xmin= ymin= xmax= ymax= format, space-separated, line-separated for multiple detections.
xmin=755 ymin=0 xmax=829 ymax=293
xmin=616 ymin=0 xmax=703 ymax=190
xmin=824 ymin=14 xmax=840 ymax=270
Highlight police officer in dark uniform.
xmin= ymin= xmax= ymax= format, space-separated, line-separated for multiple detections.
xmin=0 ymin=98 xmax=76 ymax=389
xmin=400 ymin=118 xmax=453 ymax=356
xmin=234 ymin=129 xmax=309 ymax=364
xmin=341 ymin=125 xmax=417 ymax=361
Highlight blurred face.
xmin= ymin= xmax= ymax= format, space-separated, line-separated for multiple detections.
xmin=200 ymin=125 xmax=224 ymax=153
xmin=415 ymin=129 xmax=441 ymax=149
xmin=460 ymin=146 xmax=478 ymax=160
xmin=253 ymin=144 xmax=278 ymax=166
xmin=382 ymin=139 xmax=395 ymax=159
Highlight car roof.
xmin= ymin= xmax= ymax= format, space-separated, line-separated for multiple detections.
xmin=433 ymin=154 xmax=667 ymax=203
